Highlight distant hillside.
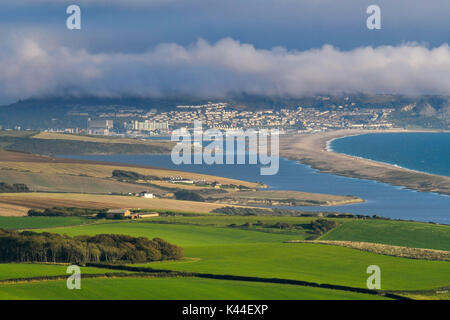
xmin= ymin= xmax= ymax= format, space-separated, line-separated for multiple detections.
xmin=0 ymin=94 xmax=449 ymax=130
xmin=389 ymin=98 xmax=450 ymax=129
xmin=0 ymin=131 xmax=174 ymax=155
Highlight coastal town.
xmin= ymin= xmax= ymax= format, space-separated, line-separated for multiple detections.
xmin=38 ymin=101 xmax=395 ymax=137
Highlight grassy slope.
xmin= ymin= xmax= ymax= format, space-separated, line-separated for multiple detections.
xmin=0 ymin=216 xmax=95 ymax=230
xmin=139 ymin=215 xmax=323 ymax=236
xmin=0 ymin=277 xmax=388 ymax=300
xmin=38 ymin=222 xmax=450 ymax=291
xmin=321 ymin=220 xmax=450 ymax=251
xmin=38 ymin=222 xmax=294 ymax=246
xmin=0 ymin=263 xmax=129 ymax=280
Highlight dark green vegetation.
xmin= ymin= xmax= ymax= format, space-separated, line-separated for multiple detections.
xmin=0 ymin=182 xmax=29 ymax=193
xmin=28 ymin=207 xmax=106 ymax=217
xmin=0 ymin=229 xmax=183 ymax=264
xmin=213 ymin=206 xmax=365 ymax=218
xmin=174 ymin=190 xmax=205 ymax=202
xmin=112 ymin=169 xmax=161 ymax=181
xmin=307 ymin=219 xmax=339 ymax=239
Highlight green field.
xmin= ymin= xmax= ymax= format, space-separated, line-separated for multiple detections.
xmin=0 ymin=214 xmax=447 ymax=300
xmin=144 ymin=215 xmax=322 ymax=228
xmin=0 ymin=216 xmax=95 ymax=230
xmin=37 ymin=221 xmax=450 ymax=291
xmin=38 ymin=222 xmax=295 ymax=246
xmin=0 ymin=277 xmax=389 ymax=300
xmin=0 ymin=263 xmax=130 ymax=281
xmin=321 ymin=220 xmax=450 ymax=251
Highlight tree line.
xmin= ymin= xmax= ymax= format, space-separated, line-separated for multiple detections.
xmin=0 ymin=182 xmax=29 ymax=193
xmin=0 ymin=229 xmax=183 ymax=264
xmin=28 ymin=207 xmax=105 ymax=217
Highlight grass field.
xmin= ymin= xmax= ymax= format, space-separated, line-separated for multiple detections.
xmin=321 ymin=220 xmax=450 ymax=251
xmin=0 ymin=216 xmax=95 ymax=230
xmin=38 ymin=221 xmax=295 ymax=246
xmin=138 ymin=214 xmax=333 ymax=236
xmin=140 ymin=215 xmax=322 ymax=226
xmin=37 ymin=221 xmax=450 ymax=291
xmin=0 ymin=277 xmax=389 ymax=300
xmin=0 ymin=263 xmax=130 ymax=281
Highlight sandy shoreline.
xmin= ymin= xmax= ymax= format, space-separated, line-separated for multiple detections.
xmin=280 ymin=129 xmax=450 ymax=196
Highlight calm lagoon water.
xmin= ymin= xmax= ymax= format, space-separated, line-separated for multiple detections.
xmin=61 ymin=148 xmax=450 ymax=224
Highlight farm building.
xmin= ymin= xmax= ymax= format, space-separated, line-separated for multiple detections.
xmin=129 ymin=212 xmax=159 ymax=219
xmin=139 ymin=192 xmax=155 ymax=198
xmin=106 ymin=209 xmax=131 ymax=219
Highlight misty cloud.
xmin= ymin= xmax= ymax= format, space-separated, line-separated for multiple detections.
xmin=1 ymin=35 xmax=449 ymax=100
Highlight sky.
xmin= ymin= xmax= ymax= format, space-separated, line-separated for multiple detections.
xmin=0 ymin=0 xmax=449 ymax=103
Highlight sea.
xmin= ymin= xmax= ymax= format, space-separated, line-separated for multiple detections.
xmin=59 ymin=133 xmax=450 ymax=224
xmin=329 ymin=132 xmax=450 ymax=177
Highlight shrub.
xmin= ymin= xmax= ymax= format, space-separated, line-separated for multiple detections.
xmin=174 ymin=190 xmax=204 ymax=202
xmin=0 ymin=230 xmax=183 ymax=264
xmin=0 ymin=182 xmax=29 ymax=193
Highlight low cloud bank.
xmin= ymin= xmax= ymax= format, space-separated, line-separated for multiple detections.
xmin=1 ymin=36 xmax=449 ymax=100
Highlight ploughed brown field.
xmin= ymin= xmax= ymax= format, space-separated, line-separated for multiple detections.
xmin=0 ymin=193 xmax=226 ymax=216
xmin=0 ymin=151 xmax=261 ymax=189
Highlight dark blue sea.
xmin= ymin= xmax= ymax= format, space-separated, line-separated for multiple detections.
xmin=330 ymin=132 xmax=450 ymax=177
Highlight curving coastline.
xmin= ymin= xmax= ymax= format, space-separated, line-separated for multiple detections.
xmin=280 ymin=129 xmax=450 ymax=196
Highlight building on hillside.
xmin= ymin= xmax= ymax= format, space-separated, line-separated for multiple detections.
xmin=129 ymin=212 xmax=159 ymax=219
xmin=170 ymin=179 xmax=194 ymax=184
xmin=87 ymin=119 xmax=114 ymax=135
xmin=106 ymin=209 xmax=131 ymax=219
xmin=124 ymin=120 xmax=169 ymax=132
xmin=139 ymin=192 xmax=155 ymax=198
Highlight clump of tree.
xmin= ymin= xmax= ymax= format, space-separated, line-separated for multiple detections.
xmin=213 ymin=206 xmax=369 ymax=219
xmin=213 ymin=206 xmax=318 ymax=216
xmin=0 ymin=182 xmax=29 ymax=193
xmin=212 ymin=206 xmax=261 ymax=216
xmin=274 ymin=222 xmax=294 ymax=229
xmin=311 ymin=219 xmax=339 ymax=235
xmin=112 ymin=170 xmax=160 ymax=181
xmin=0 ymin=229 xmax=183 ymax=264
xmin=174 ymin=190 xmax=204 ymax=202
xmin=28 ymin=207 xmax=106 ymax=217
